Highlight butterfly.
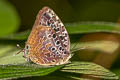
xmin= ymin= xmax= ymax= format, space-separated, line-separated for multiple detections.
xmin=17 ymin=7 xmax=71 ymax=66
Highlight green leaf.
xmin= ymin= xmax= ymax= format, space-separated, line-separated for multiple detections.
xmin=0 ymin=0 xmax=20 ymax=37
xmin=0 ymin=62 xmax=118 ymax=80
xmin=0 ymin=64 xmax=63 ymax=80
xmin=0 ymin=44 xmax=25 ymax=65
xmin=66 ymin=22 xmax=120 ymax=34
xmin=61 ymin=62 xmax=119 ymax=80
xmin=0 ymin=44 xmax=118 ymax=80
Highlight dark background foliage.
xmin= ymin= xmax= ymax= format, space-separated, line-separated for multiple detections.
xmin=9 ymin=0 xmax=120 ymax=31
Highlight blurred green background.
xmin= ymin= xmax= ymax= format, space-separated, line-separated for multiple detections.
xmin=1 ymin=0 xmax=120 ymax=35
xmin=0 ymin=0 xmax=120 ymax=79
xmin=8 ymin=0 xmax=120 ymax=31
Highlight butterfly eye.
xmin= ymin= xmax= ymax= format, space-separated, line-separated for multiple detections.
xmin=26 ymin=45 xmax=30 ymax=50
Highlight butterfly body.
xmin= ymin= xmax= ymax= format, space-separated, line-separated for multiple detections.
xmin=24 ymin=7 xmax=71 ymax=66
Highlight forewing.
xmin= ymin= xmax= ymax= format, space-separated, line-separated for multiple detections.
xmin=33 ymin=7 xmax=70 ymax=52
xmin=26 ymin=7 xmax=70 ymax=65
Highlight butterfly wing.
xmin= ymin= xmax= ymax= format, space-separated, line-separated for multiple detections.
xmin=26 ymin=7 xmax=70 ymax=65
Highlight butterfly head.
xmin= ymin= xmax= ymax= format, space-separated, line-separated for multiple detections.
xmin=24 ymin=44 xmax=30 ymax=54
xmin=16 ymin=44 xmax=30 ymax=58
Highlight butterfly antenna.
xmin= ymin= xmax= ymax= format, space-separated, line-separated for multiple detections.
xmin=16 ymin=44 xmax=25 ymax=55
xmin=17 ymin=44 xmax=22 ymax=49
